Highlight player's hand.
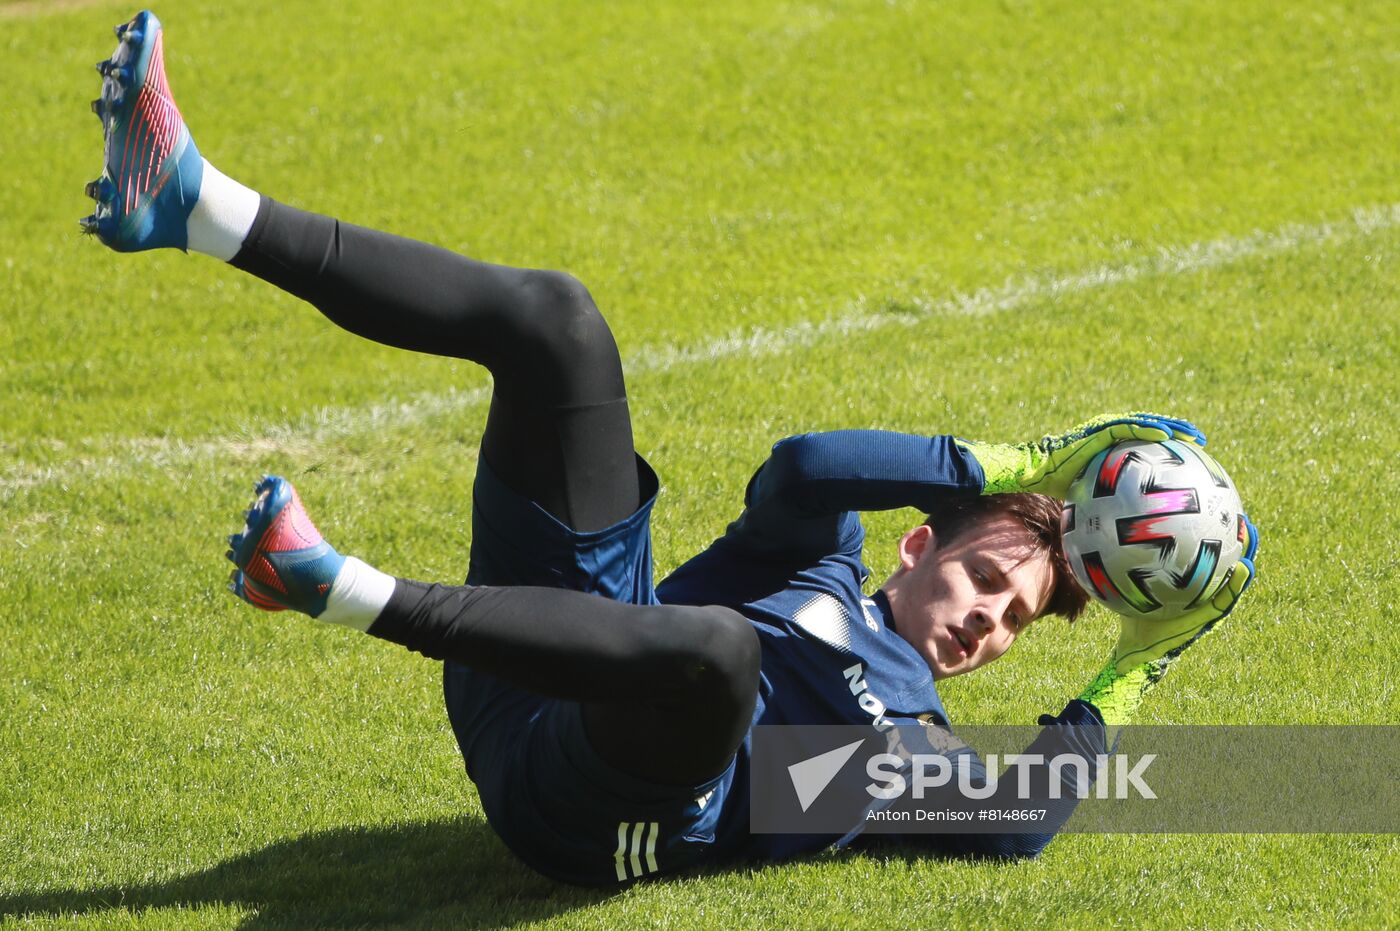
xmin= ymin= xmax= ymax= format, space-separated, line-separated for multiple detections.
xmin=1112 ymin=513 xmax=1258 ymax=674
xmin=1080 ymin=514 xmax=1259 ymax=728
xmin=956 ymin=411 xmax=1207 ymax=499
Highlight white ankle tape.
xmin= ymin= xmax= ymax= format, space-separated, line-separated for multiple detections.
xmin=186 ymin=160 xmax=260 ymax=261
xmin=318 ymin=557 xmax=395 ymax=631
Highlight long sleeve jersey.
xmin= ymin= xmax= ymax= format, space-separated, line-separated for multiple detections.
xmin=655 ymin=430 xmax=1106 ymax=862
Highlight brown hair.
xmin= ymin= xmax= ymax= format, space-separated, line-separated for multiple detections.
xmin=923 ymin=493 xmax=1088 ymax=622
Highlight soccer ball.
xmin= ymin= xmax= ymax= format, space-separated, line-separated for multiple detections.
xmin=1060 ymin=439 xmax=1247 ymax=621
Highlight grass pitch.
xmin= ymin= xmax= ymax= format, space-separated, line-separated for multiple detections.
xmin=3 ymin=0 xmax=1398 ymax=927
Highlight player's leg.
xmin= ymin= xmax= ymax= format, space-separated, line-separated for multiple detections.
xmin=83 ymin=10 xmax=635 ymax=532
xmin=227 ymin=476 xmax=759 ymax=785
xmin=229 ymin=199 xmax=639 ymax=532
xmin=92 ymin=12 xmax=754 ymax=787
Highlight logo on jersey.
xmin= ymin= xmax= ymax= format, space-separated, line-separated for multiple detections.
xmin=859 ymin=597 xmax=881 ymax=632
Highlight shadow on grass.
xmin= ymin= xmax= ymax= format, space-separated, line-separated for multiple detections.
xmin=1 ymin=816 xmax=616 ymax=928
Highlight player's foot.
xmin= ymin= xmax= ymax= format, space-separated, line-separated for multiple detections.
xmin=226 ymin=476 xmax=346 ymax=617
xmin=81 ymin=10 xmax=203 ymax=251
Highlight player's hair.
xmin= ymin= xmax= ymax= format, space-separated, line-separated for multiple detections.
xmin=923 ymin=493 xmax=1088 ymax=622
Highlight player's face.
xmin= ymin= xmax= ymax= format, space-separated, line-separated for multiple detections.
xmin=883 ymin=517 xmax=1054 ymax=680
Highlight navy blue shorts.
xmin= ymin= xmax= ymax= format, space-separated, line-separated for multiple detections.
xmin=443 ymin=457 xmax=735 ymax=885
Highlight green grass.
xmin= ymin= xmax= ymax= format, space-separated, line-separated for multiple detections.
xmin=3 ymin=0 xmax=1398 ymax=927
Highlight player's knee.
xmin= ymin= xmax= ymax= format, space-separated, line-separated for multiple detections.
xmin=497 ymin=269 xmax=623 ymax=401
xmin=685 ymin=606 xmax=760 ymax=712
xmin=516 ymin=268 xmax=592 ymax=312
xmin=514 ymin=270 xmax=611 ymax=356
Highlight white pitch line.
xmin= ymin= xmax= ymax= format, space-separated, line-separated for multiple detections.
xmin=4 ymin=202 xmax=1398 ymax=498
xmin=623 ymin=202 xmax=1400 ymax=371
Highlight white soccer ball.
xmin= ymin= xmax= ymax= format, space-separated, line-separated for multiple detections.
xmin=1060 ymin=439 xmax=1246 ymax=621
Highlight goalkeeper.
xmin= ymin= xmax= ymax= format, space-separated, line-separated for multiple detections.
xmin=84 ymin=12 xmax=1257 ymax=885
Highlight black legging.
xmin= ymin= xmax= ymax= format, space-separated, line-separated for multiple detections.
xmin=229 ymin=199 xmax=758 ymax=786
xmin=231 ymin=198 xmax=636 ymax=532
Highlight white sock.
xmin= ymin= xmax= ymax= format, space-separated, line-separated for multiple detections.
xmin=186 ymin=160 xmax=261 ymax=261
xmin=318 ymin=557 xmax=396 ymax=631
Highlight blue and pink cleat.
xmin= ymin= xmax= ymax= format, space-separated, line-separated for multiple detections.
xmin=227 ymin=476 xmax=346 ymax=617
xmin=81 ymin=10 xmax=202 ymax=250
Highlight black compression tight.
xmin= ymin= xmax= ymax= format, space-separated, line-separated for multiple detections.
xmin=227 ymin=198 xmax=758 ymax=785
xmin=230 ymin=197 xmax=638 ymax=532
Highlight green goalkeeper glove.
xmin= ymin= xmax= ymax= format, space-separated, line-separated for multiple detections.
xmin=957 ymin=412 xmax=1207 ymax=499
xmin=1079 ymin=515 xmax=1259 ymax=737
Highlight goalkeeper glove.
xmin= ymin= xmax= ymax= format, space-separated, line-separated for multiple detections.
xmin=957 ymin=411 xmax=1206 ymax=499
xmin=1079 ymin=514 xmax=1259 ymax=738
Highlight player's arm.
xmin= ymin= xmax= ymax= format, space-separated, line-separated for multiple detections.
xmin=724 ymin=430 xmax=986 ymax=559
xmin=724 ymin=412 xmax=1204 ymax=559
xmin=911 ymin=517 xmax=1259 ymax=859
xmin=859 ymin=519 xmax=1256 ymax=861
xmin=852 ymin=699 xmax=1108 ymax=860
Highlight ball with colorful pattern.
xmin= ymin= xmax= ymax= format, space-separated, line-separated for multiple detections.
xmin=1060 ymin=439 xmax=1246 ymax=621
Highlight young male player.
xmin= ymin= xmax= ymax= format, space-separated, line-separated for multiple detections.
xmin=83 ymin=12 xmax=1257 ymax=885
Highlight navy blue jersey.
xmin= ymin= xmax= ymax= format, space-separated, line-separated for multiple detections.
xmin=656 ymin=430 xmax=1103 ymax=861
xmin=659 ymin=431 xmax=974 ymax=727
xmin=432 ymin=430 xmax=1104 ymax=882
